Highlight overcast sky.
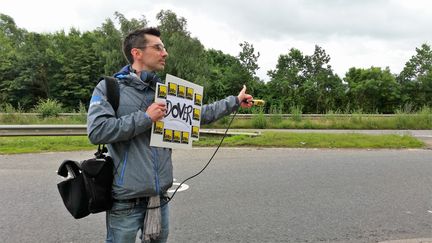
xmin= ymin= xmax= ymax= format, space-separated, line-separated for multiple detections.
xmin=1 ymin=0 xmax=431 ymax=81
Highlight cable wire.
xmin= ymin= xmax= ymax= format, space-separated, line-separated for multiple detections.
xmin=146 ymin=109 xmax=239 ymax=209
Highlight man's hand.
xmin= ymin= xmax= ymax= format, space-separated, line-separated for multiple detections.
xmin=237 ymin=85 xmax=253 ymax=108
xmin=146 ymin=102 xmax=167 ymax=122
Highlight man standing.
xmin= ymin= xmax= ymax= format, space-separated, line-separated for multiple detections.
xmin=87 ymin=27 xmax=253 ymax=243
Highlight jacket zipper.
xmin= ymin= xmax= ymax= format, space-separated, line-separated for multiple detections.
xmin=116 ymin=144 xmax=129 ymax=185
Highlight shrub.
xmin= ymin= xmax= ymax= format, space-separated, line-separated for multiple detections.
xmin=251 ymin=108 xmax=267 ymax=129
xmin=290 ymin=105 xmax=303 ymax=122
xmin=0 ymin=103 xmax=28 ymax=124
xmin=34 ymin=99 xmax=64 ymax=118
xmin=419 ymin=106 xmax=432 ymax=127
xmin=219 ymin=115 xmax=230 ymax=126
xmin=269 ymin=105 xmax=282 ymax=125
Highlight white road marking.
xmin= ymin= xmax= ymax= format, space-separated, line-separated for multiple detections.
xmin=168 ymin=179 xmax=190 ymax=193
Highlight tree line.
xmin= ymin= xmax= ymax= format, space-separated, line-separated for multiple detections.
xmin=1 ymin=10 xmax=431 ymax=114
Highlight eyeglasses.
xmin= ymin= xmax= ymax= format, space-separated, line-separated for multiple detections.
xmin=135 ymin=44 xmax=167 ymax=52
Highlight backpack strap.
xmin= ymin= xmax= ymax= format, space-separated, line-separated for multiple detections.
xmin=97 ymin=76 xmax=121 ymax=175
xmin=100 ymin=76 xmax=120 ymax=114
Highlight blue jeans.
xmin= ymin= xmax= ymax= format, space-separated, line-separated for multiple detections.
xmin=105 ymin=197 xmax=169 ymax=243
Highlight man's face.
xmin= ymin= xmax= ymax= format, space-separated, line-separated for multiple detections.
xmin=132 ymin=34 xmax=168 ymax=71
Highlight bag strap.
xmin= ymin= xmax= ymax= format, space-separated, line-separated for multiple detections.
xmin=101 ymin=76 xmax=120 ymax=115
xmin=94 ymin=144 xmax=108 ymax=159
xmin=96 ymin=76 xmax=119 ymax=157
xmin=57 ymin=160 xmax=81 ymax=178
xmin=95 ymin=76 xmax=121 ymax=175
xmin=95 ymin=76 xmax=120 ymax=159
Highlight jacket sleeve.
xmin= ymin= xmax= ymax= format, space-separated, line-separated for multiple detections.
xmin=87 ymin=80 xmax=153 ymax=145
xmin=200 ymin=95 xmax=240 ymax=125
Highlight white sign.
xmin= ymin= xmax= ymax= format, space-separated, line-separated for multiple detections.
xmin=150 ymin=74 xmax=203 ymax=149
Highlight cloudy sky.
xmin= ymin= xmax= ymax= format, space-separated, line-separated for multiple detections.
xmin=1 ymin=0 xmax=431 ymax=81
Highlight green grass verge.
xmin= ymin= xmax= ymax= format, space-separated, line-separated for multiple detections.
xmin=0 ymin=132 xmax=424 ymax=154
xmin=203 ymin=114 xmax=432 ymax=130
xmin=195 ymin=132 xmax=424 ymax=149
xmin=0 ymin=136 xmax=95 ymax=154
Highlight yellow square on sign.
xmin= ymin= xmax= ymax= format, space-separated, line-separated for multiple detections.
xmin=192 ymin=126 xmax=199 ymax=138
xmin=181 ymin=131 xmax=189 ymax=144
xmin=154 ymin=121 xmax=164 ymax=134
xmin=168 ymin=82 xmax=177 ymax=96
xmin=173 ymin=130 xmax=181 ymax=143
xmin=177 ymin=85 xmax=185 ymax=98
xmin=163 ymin=129 xmax=173 ymax=142
xmin=186 ymin=87 xmax=194 ymax=100
xmin=193 ymin=108 xmax=200 ymax=121
xmin=194 ymin=93 xmax=202 ymax=106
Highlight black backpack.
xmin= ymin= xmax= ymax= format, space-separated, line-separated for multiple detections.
xmin=57 ymin=77 xmax=119 ymax=219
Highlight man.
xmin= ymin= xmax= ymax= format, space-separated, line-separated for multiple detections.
xmin=87 ymin=27 xmax=253 ymax=243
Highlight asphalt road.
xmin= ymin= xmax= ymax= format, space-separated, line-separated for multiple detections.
xmin=1 ymin=148 xmax=432 ymax=242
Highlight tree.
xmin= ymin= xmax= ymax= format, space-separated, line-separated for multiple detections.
xmin=51 ymin=29 xmax=103 ymax=109
xmin=238 ymin=41 xmax=260 ymax=76
xmin=93 ymin=18 xmax=125 ymax=75
xmin=0 ymin=13 xmax=25 ymax=106
xmin=267 ymin=48 xmax=306 ymax=112
xmin=397 ymin=43 xmax=432 ymax=108
xmin=114 ymin=11 xmax=147 ymax=37
xmin=4 ymin=32 xmax=54 ymax=109
xmin=156 ymin=10 xmax=209 ymax=94
xmin=345 ymin=67 xmax=400 ymax=113
xmin=156 ymin=10 xmax=189 ymax=36
xmin=237 ymin=41 xmax=263 ymax=104
xmin=302 ymin=46 xmax=345 ymax=113
xmin=267 ymin=46 xmax=344 ymax=113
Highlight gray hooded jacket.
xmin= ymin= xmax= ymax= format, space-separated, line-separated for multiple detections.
xmin=87 ymin=71 xmax=240 ymax=199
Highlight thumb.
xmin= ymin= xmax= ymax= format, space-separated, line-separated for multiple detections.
xmin=240 ymin=85 xmax=246 ymax=94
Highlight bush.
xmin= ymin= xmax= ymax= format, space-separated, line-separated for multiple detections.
xmin=76 ymin=101 xmax=88 ymax=122
xmin=290 ymin=105 xmax=303 ymax=122
xmin=34 ymin=99 xmax=64 ymax=118
xmin=419 ymin=106 xmax=432 ymax=127
xmin=0 ymin=103 xmax=29 ymax=124
xmin=251 ymin=108 xmax=267 ymax=129
xmin=269 ymin=105 xmax=282 ymax=125
xmin=219 ymin=115 xmax=230 ymax=126
xmin=350 ymin=109 xmax=364 ymax=125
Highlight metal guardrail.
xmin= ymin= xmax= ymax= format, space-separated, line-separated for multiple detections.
xmin=0 ymin=113 xmax=417 ymax=118
xmin=0 ymin=125 xmax=87 ymax=136
xmin=231 ymin=114 xmax=405 ymax=119
xmin=0 ymin=125 xmax=260 ymax=137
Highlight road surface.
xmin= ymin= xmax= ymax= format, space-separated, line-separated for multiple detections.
xmin=0 ymin=148 xmax=431 ymax=242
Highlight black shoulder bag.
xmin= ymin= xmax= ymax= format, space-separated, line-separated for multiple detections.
xmin=57 ymin=76 xmax=119 ymax=219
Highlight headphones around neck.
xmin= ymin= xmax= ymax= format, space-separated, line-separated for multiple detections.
xmin=140 ymin=71 xmax=157 ymax=85
xmin=140 ymin=71 xmax=155 ymax=83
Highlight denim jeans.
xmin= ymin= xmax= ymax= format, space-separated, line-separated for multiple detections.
xmin=105 ymin=197 xmax=169 ymax=243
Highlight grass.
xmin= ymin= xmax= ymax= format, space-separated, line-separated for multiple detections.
xmin=0 ymin=132 xmax=424 ymax=154
xmin=0 ymin=113 xmax=86 ymax=124
xmin=203 ymin=113 xmax=432 ymax=130
xmin=0 ymin=136 xmax=95 ymax=154
xmin=195 ymin=132 xmax=424 ymax=149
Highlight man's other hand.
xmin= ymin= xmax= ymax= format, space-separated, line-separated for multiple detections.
xmin=237 ymin=85 xmax=253 ymax=108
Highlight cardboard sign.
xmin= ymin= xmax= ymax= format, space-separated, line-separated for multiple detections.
xmin=150 ymin=74 xmax=203 ymax=149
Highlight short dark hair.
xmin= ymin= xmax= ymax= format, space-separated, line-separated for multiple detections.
xmin=122 ymin=27 xmax=161 ymax=64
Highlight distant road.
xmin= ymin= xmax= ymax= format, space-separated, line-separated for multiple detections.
xmin=1 ymin=148 xmax=432 ymax=242
xmin=225 ymin=128 xmax=432 ymax=137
